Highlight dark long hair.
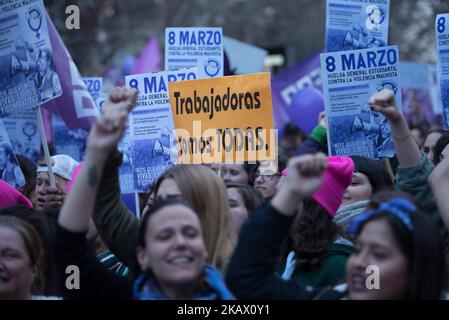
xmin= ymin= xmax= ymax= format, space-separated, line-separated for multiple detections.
xmin=16 ymin=155 xmax=37 ymax=201
xmin=281 ymin=199 xmax=341 ymax=272
xmin=353 ymin=204 xmax=447 ymax=299
xmin=243 ymin=162 xmax=260 ymax=185
xmin=433 ymin=133 xmax=449 ymax=165
xmin=350 ymin=156 xmax=394 ymax=194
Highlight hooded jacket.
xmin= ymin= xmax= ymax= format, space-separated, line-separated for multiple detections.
xmin=280 ymin=239 xmax=353 ymax=288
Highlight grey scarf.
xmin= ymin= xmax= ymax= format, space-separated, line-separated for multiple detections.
xmin=335 ymin=200 xmax=370 ymax=231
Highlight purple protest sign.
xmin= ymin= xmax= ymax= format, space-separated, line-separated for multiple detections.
xmin=271 ymin=51 xmax=323 ymax=132
xmin=41 ymin=12 xmax=98 ymax=131
xmin=131 ymin=36 xmax=162 ymax=74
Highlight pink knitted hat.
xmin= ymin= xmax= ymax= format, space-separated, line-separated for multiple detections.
xmin=281 ymin=156 xmax=354 ymax=218
xmin=0 ymin=180 xmax=33 ymax=208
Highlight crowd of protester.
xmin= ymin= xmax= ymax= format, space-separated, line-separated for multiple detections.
xmin=1 ymin=87 xmax=449 ymax=300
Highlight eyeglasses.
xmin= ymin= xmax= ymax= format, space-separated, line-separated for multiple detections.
xmin=252 ymin=173 xmax=280 ymax=181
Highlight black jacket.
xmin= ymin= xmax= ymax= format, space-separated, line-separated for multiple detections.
xmin=225 ymin=203 xmax=345 ymax=300
xmin=54 ymin=224 xmax=133 ymax=300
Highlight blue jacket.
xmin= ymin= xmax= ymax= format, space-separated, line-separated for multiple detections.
xmin=133 ymin=265 xmax=234 ymax=300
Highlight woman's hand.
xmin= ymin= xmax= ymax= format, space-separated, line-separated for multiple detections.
xmin=86 ymin=87 xmax=137 ymax=154
xmin=369 ymin=89 xmax=401 ymax=123
xmin=272 ymin=153 xmax=327 ymax=217
xmin=284 ymin=153 xmax=328 ymax=198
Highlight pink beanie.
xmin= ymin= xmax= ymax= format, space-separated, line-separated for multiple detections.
xmin=0 ymin=180 xmax=33 ymax=208
xmin=66 ymin=164 xmax=84 ymax=193
xmin=281 ymin=156 xmax=354 ymax=218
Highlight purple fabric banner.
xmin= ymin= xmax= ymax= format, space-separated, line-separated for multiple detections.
xmin=271 ymin=51 xmax=323 ymax=133
xmin=131 ymin=36 xmax=162 ymax=74
xmin=41 ymin=12 xmax=98 ymax=131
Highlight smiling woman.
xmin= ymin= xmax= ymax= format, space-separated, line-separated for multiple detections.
xmin=335 ymin=156 xmax=394 ymax=230
xmin=0 ymin=215 xmax=44 ymax=300
xmin=134 ymin=199 xmax=233 ymax=299
xmin=345 ymin=198 xmax=447 ymax=300
xmin=225 ymin=154 xmax=447 ymax=300
xmin=53 ymin=87 xmax=234 ymax=300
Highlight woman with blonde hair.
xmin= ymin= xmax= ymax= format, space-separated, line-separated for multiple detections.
xmin=150 ymin=165 xmax=235 ymax=268
xmin=90 ymin=89 xmax=235 ymax=272
xmin=54 ymin=88 xmax=234 ymax=299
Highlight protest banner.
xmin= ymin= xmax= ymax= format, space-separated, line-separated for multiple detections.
xmin=0 ymin=119 xmax=25 ymax=188
xmin=117 ymin=126 xmax=134 ymax=194
xmin=52 ymin=114 xmax=87 ymax=162
xmin=321 ymin=45 xmax=402 ymax=159
xmin=271 ymin=51 xmax=322 ymax=132
xmin=169 ymin=73 xmax=276 ymax=165
xmin=126 ymin=69 xmax=198 ymax=192
xmin=3 ymin=110 xmax=40 ymax=162
xmin=165 ymin=27 xmax=223 ymax=79
xmin=50 ymin=78 xmax=101 ymax=164
xmin=121 ymin=193 xmax=138 ymax=217
xmin=131 ymin=36 xmax=162 ymax=75
xmin=399 ymin=62 xmax=437 ymax=126
xmin=83 ymin=77 xmax=103 ymax=103
xmin=95 ymin=95 xmax=105 ymax=110
xmin=223 ymin=36 xmax=268 ymax=75
xmin=325 ymin=0 xmax=390 ymax=53
xmin=41 ymin=11 xmax=98 ymax=131
xmin=0 ymin=0 xmax=62 ymax=117
xmin=435 ymin=14 xmax=449 ymax=129
xmin=92 ymin=92 xmax=133 ymax=193
xmin=51 ymin=78 xmax=101 ymax=178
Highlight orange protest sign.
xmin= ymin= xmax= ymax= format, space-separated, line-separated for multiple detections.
xmin=169 ymin=73 xmax=276 ymax=164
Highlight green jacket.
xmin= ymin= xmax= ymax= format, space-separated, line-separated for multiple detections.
xmin=281 ymin=242 xmax=353 ymax=288
xmin=395 ymin=154 xmax=448 ymax=237
xmin=395 ymin=154 xmax=437 ymax=214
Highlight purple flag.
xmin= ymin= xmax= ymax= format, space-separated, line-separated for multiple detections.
xmin=271 ymin=51 xmax=323 ymax=131
xmin=131 ymin=36 xmax=162 ymax=74
xmin=41 ymin=12 xmax=98 ymax=131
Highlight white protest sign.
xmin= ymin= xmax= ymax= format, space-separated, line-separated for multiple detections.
xmin=165 ymin=28 xmax=223 ymax=79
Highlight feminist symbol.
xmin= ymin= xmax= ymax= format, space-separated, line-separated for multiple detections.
xmin=26 ymin=7 xmax=43 ymax=39
xmin=23 ymin=122 xmax=37 ymax=142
